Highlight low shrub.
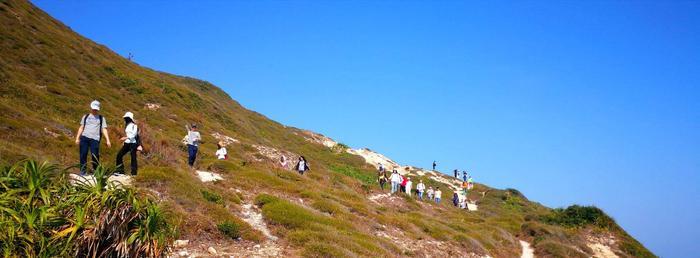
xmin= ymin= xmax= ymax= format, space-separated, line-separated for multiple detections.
xmin=217 ymin=221 xmax=241 ymax=239
xmin=201 ymin=189 xmax=223 ymax=204
xmin=540 ymin=205 xmax=616 ymax=229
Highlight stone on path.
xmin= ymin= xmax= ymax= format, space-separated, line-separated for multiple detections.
xmin=196 ymin=170 xmax=223 ymax=182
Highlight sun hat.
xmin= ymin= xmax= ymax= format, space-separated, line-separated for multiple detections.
xmin=90 ymin=100 xmax=101 ymax=110
xmin=123 ymin=112 xmax=134 ymax=119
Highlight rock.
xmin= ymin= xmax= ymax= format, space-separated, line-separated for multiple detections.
xmin=254 ymin=244 xmax=261 ymax=249
xmin=177 ymin=250 xmax=189 ymax=257
xmin=144 ymin=103 xmax=161 ymax=110
xmin=207 ymin=246 xmax=217 ymax=255
xmin=173 ymin=239 xmax=189 ymax=247
xmin=44 ymin=127 xmax=60 ymax=138
xmin=196 ymin=171 xmax=223 ymax=182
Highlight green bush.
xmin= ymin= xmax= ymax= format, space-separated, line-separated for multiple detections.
xmin=540 ymin=205 xmax=616 ymax=229
xmin=217 ymin=221 xmax=241 ymax=240
xmin=201 ymin=189 xmax=223 ymax=204
xmin=0 ymin=160 xmax=176 ymax=257
xmin=254 ymin=193 xmax=279 ymax=207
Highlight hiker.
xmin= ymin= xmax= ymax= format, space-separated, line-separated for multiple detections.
xmin=432 ymin=161 xmax=437 ymax=171
xmin=463 ymin=170 xmax=468 ymax=182
xmin=452 ymin=192 xmax=459 ymax=207
xmin=295 ymin=156 xmax=310 ymax=175
xmin=427 ymin=187 xmax=434 ymax=200
xmin=434 ymin=187 xmax=442 ymax=204
xmin=279 ymin=155 xmax=288 ymax=169
xmin=215 ymin=141 xmax=227 ymax=160
xmin=389 ymin=170 xmax=402 ymax=194
xmin=467 ymin=175 xmax=474 ymax=189
xmin=416 ymin=180 xmax=426 ymax=200
xmin=400 ymin=174 xmax=408 ymax=193
xmin=378 ymin=166 xmax=388 ymax=191
xmin=454 ymin=169 xmax=458 ymax=178
xmin=405 ymin=177 xmax=413 ymax=196
xmin=184 ymin=124 xmax=201 ymax=168
xmin=75 ymin=100 xmax=111 ymax=175
xmin=115 ymin=112 xmax=139 ymax=176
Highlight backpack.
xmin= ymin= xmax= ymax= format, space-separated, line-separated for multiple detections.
xmin=82 ymin=114 xmax=104 ymax=141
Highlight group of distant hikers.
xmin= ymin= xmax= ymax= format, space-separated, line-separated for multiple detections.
xmin=75 ymin=100 xmax=311 ymax=177
xmin=376 ymin=162 xmax=475 ymax=209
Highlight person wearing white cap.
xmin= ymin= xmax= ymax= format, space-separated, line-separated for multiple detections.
xmin=185 ymin=123 xmax=201 ymax=168
xmin=116 ymin=111 xmax=139 ymax=175
xmin=75 ymin=100 xmax=111 ymax=175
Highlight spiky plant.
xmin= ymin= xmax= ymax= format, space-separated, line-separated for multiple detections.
xmin=0 ymin=160 xmax=176 ymax=258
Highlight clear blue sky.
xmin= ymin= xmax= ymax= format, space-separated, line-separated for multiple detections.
xmin=33 ymin=1 xmax=699 ymax=257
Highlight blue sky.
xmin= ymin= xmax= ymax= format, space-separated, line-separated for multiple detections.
xmin=33 ymin=1 xmax=699 ymax=256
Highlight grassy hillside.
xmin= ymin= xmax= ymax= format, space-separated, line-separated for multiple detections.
xmin=0 ymin=0 xmax=654 ymax=257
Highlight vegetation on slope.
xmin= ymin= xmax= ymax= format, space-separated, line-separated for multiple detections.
xmin=0 ymin=0 xmax=655 ymax=257
xmin=0 ymin=160 xmax=175 ymax=257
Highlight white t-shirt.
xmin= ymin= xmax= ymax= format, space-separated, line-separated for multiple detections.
xmin=215 ymin=148 xmax=227 ymax=160
xmin=416 ymin=183 xmax=425 ymax=192
xmin=435 ymin=190 xmax=442 ymax=199
xmin=298 ymin=160 xmax=306 ymax=171
xmin=405 ymin=181 xmax=413 ymax=191
xmin=124 ymin=123 xmax=138 ymax=144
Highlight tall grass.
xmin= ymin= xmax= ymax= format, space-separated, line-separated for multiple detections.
xmin=0 ymin=160 xmax=176 ymax=257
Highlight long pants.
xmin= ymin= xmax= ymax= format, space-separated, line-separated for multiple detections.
xmin=187 ymin=144 xmax=198 ymax=167
xmin=391 ymin=182 xmax=400 ymax=193
xmin=379 ymin=180 xmax=386 ymax=190
xmin=116 ymin=143 xmax=138 ymax=175
xmin=298 ymin=169 xmax=305 ymax=175
xmin=418 ymin=191 xmax=424 ymax=200
xmin=79 ymin=136 xmax=100 ymax=175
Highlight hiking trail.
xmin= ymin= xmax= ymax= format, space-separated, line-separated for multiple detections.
xmin=520 ymin=240 xmax=535 ymax=258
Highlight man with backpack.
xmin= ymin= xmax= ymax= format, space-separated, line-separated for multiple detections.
xmin=185 ymin=123 xmax=201 ymax=168
xmin=75 ymin=100 xmax=111 ymax=175
xmin=432 ymin=161 xmax=437 ymax=171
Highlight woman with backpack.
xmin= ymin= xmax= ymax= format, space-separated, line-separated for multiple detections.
xmin=116 ymin=112 xmax=139 ymax=176
xmin=295 ymin=156 xmax=310 ymax=175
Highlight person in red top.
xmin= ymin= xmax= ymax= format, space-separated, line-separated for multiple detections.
xmin=400 ymin=175 xmax=408 ymax=193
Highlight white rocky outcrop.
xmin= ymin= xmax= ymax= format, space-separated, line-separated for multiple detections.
xmin=196 ymin=171 xmax=223 ymax=182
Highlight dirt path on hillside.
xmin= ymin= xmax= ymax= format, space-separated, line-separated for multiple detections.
xmin=520 ymin=240 xmax=534 ymax=258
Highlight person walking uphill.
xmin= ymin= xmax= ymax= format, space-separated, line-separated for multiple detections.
xmin=434 ymin=187 xmax=442 ymax=204
xmin=416 ymin=180 xmax=426 ymax=200
xmin=115 ymin=112 xmax=139 ymax=176
xmin=389 ymin=170 xmax=402 ymax=194
xmin=75 ymin=100 xmax=111 ymax=175
xmin=405 ymin=177 xmax=413 ymax=196
xmin=378 ymin=165 xmax=388 ymax=191
xmin=432 ymin=161 xmax=437 ymax=171
xmin=295 ymin=156 xmax=310 ymax=175
xmin=185 ymin=124 xmax=201 ymax=168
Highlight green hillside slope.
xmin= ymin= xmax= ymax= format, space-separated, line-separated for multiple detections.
xmin=0 ymin=0 xmax=654 ymax=257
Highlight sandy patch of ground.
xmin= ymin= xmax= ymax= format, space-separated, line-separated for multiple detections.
xmin=210 ymin=132 xmax=240 ymax=145
xmin=299 ymin=130 xmax=339 ymax=148
xmin=69 ymin=173 xmax=132 ymax=186
xmin=520 ymin=240 xmax=535 ymax=258
xmin=196 ymin=171 xmax=223 ymax=182
xmin=586 ymin=235 xmax=619 ymax=258
xmin=346 ymin=148 xmax=400 ymax=169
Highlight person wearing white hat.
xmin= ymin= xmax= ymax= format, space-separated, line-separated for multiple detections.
xmin=75 ymin=100 xmax=111 ymax=175
xmin=116 ymin=111 xmax=139 ymax=175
